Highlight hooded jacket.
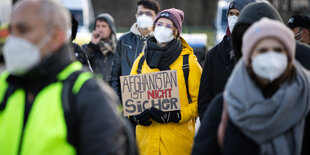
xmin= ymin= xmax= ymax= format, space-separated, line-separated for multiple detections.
xmin=131 ymin=37 xmax=202 ymax=155
xmin=193 ymin=2 xmax=310 ymax=155
xmin=197 ymin=0 xmax=255 ymax=118
xmin=84 ymin=13 xmax=117 ymax=82
xmin=110 ymin=23 xmax=153 ymax=99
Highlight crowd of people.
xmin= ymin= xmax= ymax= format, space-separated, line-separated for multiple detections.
xmin=0 ymin=0 xmax=309 ymax=155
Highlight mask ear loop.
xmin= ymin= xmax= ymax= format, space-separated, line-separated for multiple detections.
xmin=295 ymin=28 xmax=304 ymax=41
xmin=37 ymin=31 xmax=53 ymax=49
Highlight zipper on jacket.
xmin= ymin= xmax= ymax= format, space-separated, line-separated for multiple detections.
xmin=134 ymin=36 xmax=141 ymax=60
xmin=122 ymin=43 xmax=133 ymax=49
xmin=17 ymin=91 xmax=34 ymax=155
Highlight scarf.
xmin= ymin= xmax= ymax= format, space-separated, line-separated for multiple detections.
xmin=98 ymin=34 xmax=117 ymax=55
xmin=224 ymin=61 xmax=310 ymax=155
xmin=144 ymin=37 xmax=182 ymax=70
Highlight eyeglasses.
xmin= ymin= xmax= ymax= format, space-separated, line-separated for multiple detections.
xmin=137 ymin=11 xmax=154 ymax=17
xmin=155 ymin=22 xmax=174 ymax=29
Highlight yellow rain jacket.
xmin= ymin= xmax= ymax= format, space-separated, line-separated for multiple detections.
xmin=130 ymin=37 xmax=202 ymax=155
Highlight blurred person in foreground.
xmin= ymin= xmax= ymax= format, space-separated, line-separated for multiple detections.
xmin=84 ymin=13 xmax=117 ymax=81
xmin=287 ymin=15 xmax=310 ymax=45
xmin=130 ymin=8 xmax=202 ymax=155
xmin=110 ymin=0 xmax=160 ymax=100
xmin=193 ymin=2 xmax=310 ymax=155
xmin=216 ymin=17 xmax=310 ymax=155
xmin=0 ymin=0 xmax=135 ymax=154
xmin=197 ymin=0 xmax=256 ymax=119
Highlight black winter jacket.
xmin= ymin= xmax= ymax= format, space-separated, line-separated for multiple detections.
xmin=198 ymin=35 xmax=235 ymax=118
xmin=84 ymin=41 xmax=115 ymax=81
xmin=3 ymin=45 xmax=136 ymax=155
xmin=110 ymin=24 xmax=151 ymax=99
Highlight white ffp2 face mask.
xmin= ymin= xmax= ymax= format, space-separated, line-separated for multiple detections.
xmin=3 ymin=34 xmax=51 ymax=75
xmin=154 ymin=27 xmax=174 ymax=44
xmin=136 ymin=14 xmax=154 ymax=29
xmin=228 ymin=15 xmax=238 ymax=33
xmin=252 ymin=51 xmax=288 ymax=82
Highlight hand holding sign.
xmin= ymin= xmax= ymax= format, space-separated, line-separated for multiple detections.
xmin=120 ymin=70 xmax=181 ymax=116
xmin=150 ymin=107 xmax=181 ymax=123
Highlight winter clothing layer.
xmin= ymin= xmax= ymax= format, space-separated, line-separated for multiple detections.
xmin=242 ymin=18 xmax=295 ymax=65
xmin=84 ymin=14 xmax=117 ymax=82
xmin=225 ymin=60 xmax=310 ymax=155
xmin=154 ymin=8 xmax=184 ymax=37
xmin=198 ymin=35 xmax=234 ymax=118
xmin=110 ymin=23 xmax=153 ymax=99
xmin=227 ymin=0 xmax=256 ymax=14
xmin=0 ymin=45 xmax=131 ymax=155
xmin=192 ymin=94 xmax=223 ymax=155
xmin=130 ymin=37 xmax=202 ymax=155
xmin=144 ymin=37 xmax=182 ymax=70
xmin=193 ymin=92 xmax=310 ymax=155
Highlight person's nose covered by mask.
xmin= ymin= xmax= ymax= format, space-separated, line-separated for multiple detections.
xmin=154 ymin=25 xmax=174 ymax=44
xmin=228 ymin=15 xmax=238 ymax=33
xmin=252 ymin=51 xmax=288 ymax=81
xmin=137 ymin=14 xmax=154 ymax=29
xmin=3 ymin=33 xmax=52 ymax=76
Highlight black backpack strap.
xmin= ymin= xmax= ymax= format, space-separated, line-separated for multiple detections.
xmin=61 ymin=70 xmax=83 ymax=147
xmin=0 ymin=85 xmax=16 ymax=111
xmin=183 ymin=54 xmax=192 ymax=104
xmin=137 ymin=55 xmax=146 ymax=74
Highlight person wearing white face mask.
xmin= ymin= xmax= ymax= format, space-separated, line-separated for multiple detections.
xmin=0 ymin=0 xmax=134 ymax=154
xmin=213 ymin=18 xmax=310 ymax=155
xmin=129 ymin=8 xmax=202 ymax=155
xmin=287 ymin=15 xmax=310 ymax=45
xmin=110 ymin=0 xmax=160 ymax=102
xmin=197 ymin=0 xmax=256 ymax=119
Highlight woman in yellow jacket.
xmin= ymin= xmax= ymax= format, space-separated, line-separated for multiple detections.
xmin=130 ymin=8 xmax=202 ymax=155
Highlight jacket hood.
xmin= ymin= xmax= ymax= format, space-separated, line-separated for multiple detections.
xmin=231 ymin=2 xmax=283 ymax=60
xmin=236 ymin=2 xmax=282 ymax=25
xmin=180 ymin=36 xmax=194 ymax=56
xmin=95 ymin=13 xmax=117 ymax=35
xmin=130 ymin=23 xmax=153 ymax=37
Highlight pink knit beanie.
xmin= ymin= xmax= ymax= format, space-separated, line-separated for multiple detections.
xmin=153 ymin=8 xmax=184 ymax=37
xmin=242 ymin=18 xmax=295 ymax=65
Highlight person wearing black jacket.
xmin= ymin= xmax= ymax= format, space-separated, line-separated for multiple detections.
xmin=197 ymin=0 xmax=255 ymax=118
xmin=110 ymin=0 xmax=160 ymax=99
xmin=193 ymin=2 xmax=310 ymax=155
xmin=84 ymin=13 xmax=117 ymax=81
xmin=0 ymin=1 xmax=136 ymax=154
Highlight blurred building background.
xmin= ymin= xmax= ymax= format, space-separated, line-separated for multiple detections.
xmin=8 ymin=0 xmax=310 ymax=47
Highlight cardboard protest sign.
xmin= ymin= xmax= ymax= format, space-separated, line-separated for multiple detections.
xmin=120 ymin=70 xmax=181 ymax=116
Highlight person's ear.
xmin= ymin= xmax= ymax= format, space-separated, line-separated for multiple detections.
xmin=303 ymin=29 xmax=310 ymax=39
xmin=50 ymin=28 xmax=66 ymax=52
xmin=173 ymin=28 xmax=178 ymax=38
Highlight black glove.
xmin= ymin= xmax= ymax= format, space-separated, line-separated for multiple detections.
xmin=130 ymin=109 xmax=152 ymax=126
xmin=150 ymin=107 xmax=181 ymax=123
